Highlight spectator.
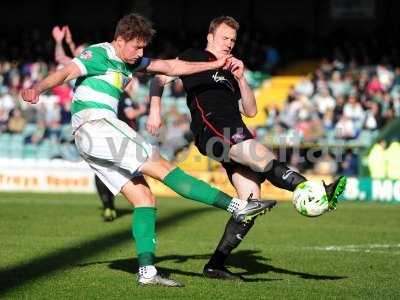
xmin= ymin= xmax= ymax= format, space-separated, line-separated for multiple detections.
xmin=340 ymin=149 xmax=358 ymax=176
xmin=262 ymin=44 xmax=280 ymax=72
xmin=314 ymin=153 xmax=338 ymax=175
xmin=368 ymin=140 xmax=387 ymax=179
xmin=376 ymin=63 xmax=394 ymax=91
xmin=160 ymin=114 xmax=192 ymax=161
xmin=385 ymin=140 xmax=400 ymax=179
xmin=285 ymin=85 xmax=297 ymax=104
xmin=311 ymin=87 xmax=335 ymax=116
xmin=294 ymin=76 xmax=314 ymax=97
xmin=7 ymin=108 xmax=26 ymax=134
xmin=343 ymin=95 xmax=365 ymax=129
xmin=383 ymin=106 xmax=396 ymax=126
xmin=335 ymin=115 xmax=356 ymax=140
xmin=322 ymin=109 xmax=335 ymax=132
xmin=25 ymin=119 xmax=48 ymax=144
xmin=328 ymin=71 xmax=346 ymax=98
xmin=312 ymin=69 xmax=328 ymax=92
xmin=0 ymin=87 xmax=15 ymax=117
xmin=333 ymin=95 xmax=345 ymax=123
xmin=60 ymin=101 xmax=71 ymax=125
xmin=0 ymin=107 xmax=8 ymax=133
xmin=363 ymin=101 xmax=381 ymax=130
xmin=0 ymin=25 xmax=399 ymax=181
xmin=52 ymin=84 xmax=72 ymax=107
xmin=366 ymin=75 xmax=384 ymax=95
xmin=52 ymin=25 xmax=85 ymax=65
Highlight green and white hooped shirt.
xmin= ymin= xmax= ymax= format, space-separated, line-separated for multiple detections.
xmin=71 ymin=42 xmax=150 ymax=131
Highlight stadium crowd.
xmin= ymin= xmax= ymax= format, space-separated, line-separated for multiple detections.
xmin=0 ymin=27 xmax=399 ymax=177
xmin=265 ymin=60 xmax=400 ymax=142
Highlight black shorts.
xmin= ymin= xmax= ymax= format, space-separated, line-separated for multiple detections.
xmin=193 ymin=115 xmax=264 ymax=183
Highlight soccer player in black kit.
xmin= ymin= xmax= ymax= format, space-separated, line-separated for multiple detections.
xmin=148 ymin=16 xmax=347 ymax=280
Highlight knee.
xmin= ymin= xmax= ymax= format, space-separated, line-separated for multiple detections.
xmin=128 ymin=192 xmax=156 ymax=208
xmin=251 ymin=145 xmax=276 ymax=172
xmin=134 ymin=194 xmax=156 ymax=208
xmin=121 ymin=181 xmax=157 ymax=208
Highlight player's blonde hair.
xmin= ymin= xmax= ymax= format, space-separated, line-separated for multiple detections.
xmin=208 ymin=16 xmax=240 ymax=34
xmin=114 ymin=13 xmax=156 ymax=43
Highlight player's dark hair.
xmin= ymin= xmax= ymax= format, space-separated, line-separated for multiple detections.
xmin=114 ymin=13 xmax=156 ymax=43
xmin=208 ymin=16 xmax=240 ymax=34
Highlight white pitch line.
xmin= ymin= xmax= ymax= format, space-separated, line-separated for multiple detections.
xmin=301 ymin=244 xmax=400 ymax=254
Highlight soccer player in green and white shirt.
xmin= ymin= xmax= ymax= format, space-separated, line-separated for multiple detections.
xmin=21 ymin=13 xmax=272 ymax=287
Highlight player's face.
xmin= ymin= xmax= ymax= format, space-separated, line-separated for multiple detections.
xmin=117 ymin=37 xmax=147 ymax=64
xmin=207 ymin=23 xmax=237 ymax=58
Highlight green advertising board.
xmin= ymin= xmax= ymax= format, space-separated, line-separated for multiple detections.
xmin=342 ymin=177 xmax=400 ymax=203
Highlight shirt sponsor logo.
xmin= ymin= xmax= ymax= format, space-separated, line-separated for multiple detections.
xmin=212 ymin=71 xmax=234 ymax=92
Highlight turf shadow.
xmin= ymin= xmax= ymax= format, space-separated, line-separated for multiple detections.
xmin=0 ymin=206 xmax=213 ymax=295
xmin=81 ymin=249 xmax=345 ymax=282
xmin=78 ymin=255 xmax=278 ymax=282
xmin=227 ymin=250 xmax=348 ymax=281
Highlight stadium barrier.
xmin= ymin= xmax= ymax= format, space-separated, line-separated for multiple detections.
xmin=0 ymin=159 xmax=399 ymax=203
xmin=0 ymin=159 xmax=94 ymax=193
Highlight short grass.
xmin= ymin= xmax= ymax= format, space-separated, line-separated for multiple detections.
xmin=0 ymin=193 xmax=399 ymax=299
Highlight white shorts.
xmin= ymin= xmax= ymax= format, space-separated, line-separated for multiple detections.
xmin=74 ymin=117 xmax=154 ymax=195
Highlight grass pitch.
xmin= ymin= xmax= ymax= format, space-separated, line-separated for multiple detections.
xmin=0 ymin=193 xmax=399 ymax=299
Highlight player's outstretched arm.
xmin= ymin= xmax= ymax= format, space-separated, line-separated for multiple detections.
xmin=21 ymin=62 xmax=81 ymax=104
xmin=145 ymin=56 xmax=231 ymax=76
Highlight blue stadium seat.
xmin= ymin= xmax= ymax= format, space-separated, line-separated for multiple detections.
xmin=0 ymin=133 xmax=12 ymax=144
xmin=23 ymin=144 xmax=38 ymax=159
xmin=9 ymin=134 xmax=24 ymax=158
xmin=11 ymin=133 xmax=24 ymax=145
xmin=0 ymin=134 xmax=12 ymax=158
xmin=36 ymin=139 xmax=52 ymax=159
xmin=49 ymin=143 xmax=62 ymax=158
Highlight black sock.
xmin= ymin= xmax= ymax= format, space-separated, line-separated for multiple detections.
xmin=95 ymin=176 xmax=115 ymax=209
xmin=207 ymin=216 xmax=255 ymax=268
xmin=262 ymin=159 xmax=307 ymax=191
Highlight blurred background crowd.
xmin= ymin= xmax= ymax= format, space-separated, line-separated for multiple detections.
xmin=1 ymin=0 xmax=400 ymax=179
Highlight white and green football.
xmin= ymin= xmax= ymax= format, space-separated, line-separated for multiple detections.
xmin=292 ymin=181 xmax=329 ymax=217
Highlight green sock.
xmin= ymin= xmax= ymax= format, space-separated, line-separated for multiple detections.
xmin=162 ymin=167 xmax=232 ymax=210
xmin=132 ymin=207 xmax=156 ymax=267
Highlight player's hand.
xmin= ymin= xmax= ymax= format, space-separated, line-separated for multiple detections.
xmin=21 ymin=87 xmax=40 ymax=104
xmin=146 ymin=111 xmax=162 ymax=136
xmin=227 ymin=57 xmax=245 ymax=80
xmin=64 ymin=26 xmax=73 ymax=44
xmin=215 ymin=55 xmax=233 ymax=69
xmin=52 ymin=26 xmax=65 ymax=43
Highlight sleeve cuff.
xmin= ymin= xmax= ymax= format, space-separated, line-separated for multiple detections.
xmin=72 ymin=58 xmax=87 ymax=76
xmin=136 ymin=57 xmax=151 ymax=72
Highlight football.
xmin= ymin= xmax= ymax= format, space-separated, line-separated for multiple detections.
xmin=293 ymin=181 xmax=329 ymax=217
